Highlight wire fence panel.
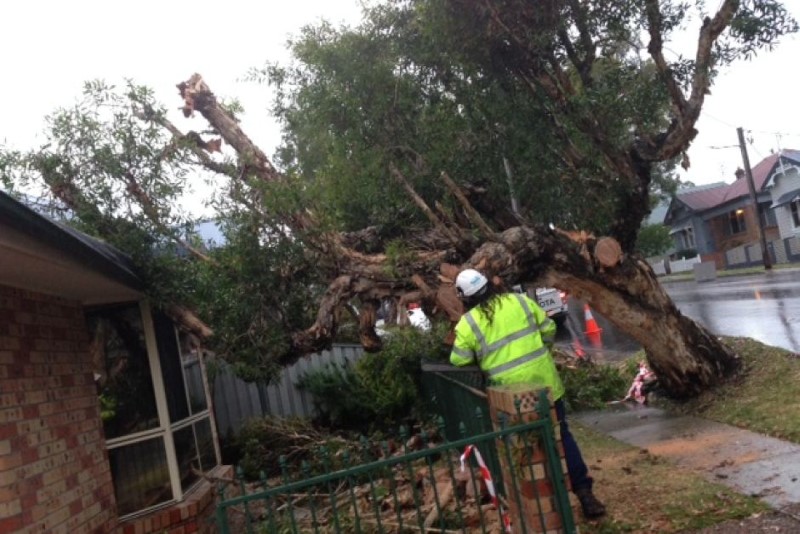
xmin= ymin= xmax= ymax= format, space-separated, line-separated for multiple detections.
xmin=216 ymin=391 xmax=576 ymax=534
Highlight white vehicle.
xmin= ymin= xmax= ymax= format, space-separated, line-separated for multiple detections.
xmin=407 ymin=304 xmax=432 ymax=331
xmin=513 ymin=285 xmax=569 ymax=325
xmin=375 ymin=302 xmax=431 ymax=337
xmin=531 ymin=287 xmax=569 ymax=325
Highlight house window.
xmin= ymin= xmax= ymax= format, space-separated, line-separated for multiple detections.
xmin=792 ymin=200 xmax=800 ymax=228
xmin=759 ymin=203 xmax=777 ymax=227
xmin=728 ymin=209 xmax=746 ymax=235
xmin=87 ymin=302 xmax=219 ymax=518
xmin=682 ymin=227 xmax=695 ymax=249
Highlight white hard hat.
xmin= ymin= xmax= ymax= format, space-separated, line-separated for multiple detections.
xmin=455 ymin=269 xmax=488 ymax=297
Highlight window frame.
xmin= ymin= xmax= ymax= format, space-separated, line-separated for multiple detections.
xmin=728 ymin=209 xmax=747 ymax=235
xmin=791 ymin=199 xmax=800 ymax=228
xmin=683 ymin=227 xmax=695 ymax=249
xmin=96 ymin=301 xmax=220 ymax=521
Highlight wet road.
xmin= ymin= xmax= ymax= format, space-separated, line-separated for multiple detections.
xmin=665 ymin=268 xmax=800 ymax=353
xmin=553 ymin=268 xmax=800 ymax=356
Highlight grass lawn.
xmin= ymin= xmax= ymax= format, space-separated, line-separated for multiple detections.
xmin=567 ymin=336 xmax=800 ymax=532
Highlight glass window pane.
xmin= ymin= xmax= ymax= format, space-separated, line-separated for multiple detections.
xmin=173 ymin=425 xmax=201 ymax=492
xmin=109 ymin=437 xmax=173 ymax=516
xmin=194 ymin=418 xmax=218 ymax=472
xmin=86 ymin=304 xmax=159 ymax=439
xmin=153 ymin=310 xmax=190 ymax=422
xmin=181 ymin=343 xmax=208 ymax=414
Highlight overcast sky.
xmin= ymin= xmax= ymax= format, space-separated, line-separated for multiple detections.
xmin=2 ymin=0 xmax=799 ymax=192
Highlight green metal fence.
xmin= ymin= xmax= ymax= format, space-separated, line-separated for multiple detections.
xmin=419 ymin=363 xmax=504 ymax=490
xmin=215 ymin=390 xmax=576 ymax=534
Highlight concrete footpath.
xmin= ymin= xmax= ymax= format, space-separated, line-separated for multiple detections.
xmin=574 ymin=404 xmax=800 ymax=513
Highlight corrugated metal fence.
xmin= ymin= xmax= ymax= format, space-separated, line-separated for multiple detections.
xmin=212 ymin=344 xmax=364 ymax=437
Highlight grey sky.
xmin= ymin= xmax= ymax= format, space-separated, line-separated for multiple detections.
xmin=2 ymin=0 xmax=798 ymax=191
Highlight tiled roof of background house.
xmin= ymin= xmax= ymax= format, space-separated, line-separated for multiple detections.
xmin=676 ymin=149 xmax=800 ymax=210
xmin=676 ymin=182 xmax=729 ymax=210
xmin=723 ymin=153 xmax=780 ymax=201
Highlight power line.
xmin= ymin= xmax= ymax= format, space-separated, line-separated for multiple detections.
xmin=701 ymin=112 xmax=738 ymax=129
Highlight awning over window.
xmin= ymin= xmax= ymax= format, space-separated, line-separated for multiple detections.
xmin=668 ymin=223 xmax=692 ymax=235
xmin=770 ymin=188 xmax=800 ymax=208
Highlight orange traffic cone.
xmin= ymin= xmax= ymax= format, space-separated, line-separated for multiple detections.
xmin=584 ymin=304 xmax=603 ymax=348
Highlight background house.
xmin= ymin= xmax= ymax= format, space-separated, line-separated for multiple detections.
xmin=664 ymin=150 xmax=800 ymax=269
xmin=0 ymin=191 xmax=226 ymax=533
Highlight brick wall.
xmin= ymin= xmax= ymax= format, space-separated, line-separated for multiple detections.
xmin=0 ymin=284 xmax=117 ymax=534
xmin=118 ymin=465 xmax=230 ymax=534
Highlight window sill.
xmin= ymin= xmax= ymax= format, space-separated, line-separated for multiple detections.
xmin=118 ymin=465 xmax=232 ymax=534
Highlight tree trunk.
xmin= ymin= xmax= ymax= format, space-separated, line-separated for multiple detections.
xmin=471 ymin=226 xmax=740 ymax=399
xmin=173 ymin=74 xmax=741 ymax=399
xmin=547 ymin=268 xmax=739 ymax=398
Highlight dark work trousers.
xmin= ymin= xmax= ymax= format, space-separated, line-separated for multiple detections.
xmin=555 ymin=399 xmax=593 ymax=492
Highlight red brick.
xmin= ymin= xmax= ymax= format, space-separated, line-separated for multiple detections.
xmin=1 ymin=287 xmax=114 ymax=534
xmin=0 ymin=515 xmax=23 ymax=533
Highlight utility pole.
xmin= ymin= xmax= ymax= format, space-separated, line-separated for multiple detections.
xmin=737 ymin=127 xmax=773 ymax=270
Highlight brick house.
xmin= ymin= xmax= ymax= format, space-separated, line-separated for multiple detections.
xmin=0 ymin=191 xmax=227 ymax=533
xmin=663 ymin=152 xmax=799 ymax=267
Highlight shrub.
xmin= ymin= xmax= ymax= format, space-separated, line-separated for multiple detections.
xmin=298 ymin=323 xmax=449 ymax=432
xmin=559 ymin=357 xmax=637 ymax=410
xmin=233 ymin=416 xmax=358 ymax=480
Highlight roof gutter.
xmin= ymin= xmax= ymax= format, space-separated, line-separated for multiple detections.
xmin=0 ymin=191 xmax=143 ymax=290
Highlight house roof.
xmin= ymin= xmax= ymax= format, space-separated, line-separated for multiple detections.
xmin=675 ymin=182 xmax=729 ymax=211
xmin=1 ymin=191 xmax=213 ymax=338
xmin=722 ymin=152 xmax=779 ymax=201
xmin=674 ymin=150 xmax=800 ymax=212
xmin=0 ymin=191 xmax=143 ymax=289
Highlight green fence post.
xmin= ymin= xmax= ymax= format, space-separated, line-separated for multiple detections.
xmin=382 ymin=440 xmax=404 ymax=532
xmin=320 ymin=445 xmax=343 ymax=533
xmin=420 ymin=429 xmax=445 ymax=531
xmin=342 ymin=449 xmax=363 ymax=533
xmin=399 ymin=425 xmax=426 ymax=533
xmin=216 ymin=482 xmax=230 ymax=534
xmin=236 ymin=466 xmax=255 ymax=534
xmin=359 ymin=435 xmax=385 ymax=533
xmin=279 ymin=455 xmax=301 ymax=533
xmin=301 ymin=461 xmax=321 ymax=534
xmin=437 ymin=416 xmax=467 ymax=533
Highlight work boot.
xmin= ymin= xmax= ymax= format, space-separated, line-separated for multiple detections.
xmin=575 ymin=488 xmax=606 ymax=519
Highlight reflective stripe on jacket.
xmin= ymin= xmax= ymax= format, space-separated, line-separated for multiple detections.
xmin=449 ymin=293 xmax=564 ymax=400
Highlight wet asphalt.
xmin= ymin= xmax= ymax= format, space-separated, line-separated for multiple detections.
xmin=574 ymin=403 xmax=800 ymax=510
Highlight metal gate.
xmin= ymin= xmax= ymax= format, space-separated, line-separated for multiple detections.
xmin=215 ymin=391 xmax=576 ymax=534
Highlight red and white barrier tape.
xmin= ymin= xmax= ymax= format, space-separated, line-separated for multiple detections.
xmin=461 ymin=444 xmax=512 ymax=533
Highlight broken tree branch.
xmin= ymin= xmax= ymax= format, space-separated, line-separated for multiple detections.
xmin=390 ymin=164 xmax=461 ymax=247
xmin=440 ymin=172 xmax=498 ymax=240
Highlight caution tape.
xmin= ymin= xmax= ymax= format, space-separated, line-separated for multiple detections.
xmin=460 ymin=444 xmax=512 ymax=533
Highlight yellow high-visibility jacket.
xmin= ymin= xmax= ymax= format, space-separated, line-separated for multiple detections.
xmin=449 ymin=293 xmax=564 ymax=400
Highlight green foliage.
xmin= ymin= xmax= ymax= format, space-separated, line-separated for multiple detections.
xmin=232 ymin=416 xmax=359 ymax=480
xmin=298 ymin=325 xmax=449 ymax=431
xmin=98 ymin=393 xmax=117 ymax=422
xmin=636 ymin=224 xmax=673 ymax=257
xmin=559 ymin=357 xmax=635 ymax=411
xmin=1 ymin=0 xmax=796 ymax=388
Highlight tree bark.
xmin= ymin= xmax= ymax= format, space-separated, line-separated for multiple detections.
xmin=174 ymin=74 xmax=740 ymax=399
xmin=467 ymin=226 xmax=741 ymax=398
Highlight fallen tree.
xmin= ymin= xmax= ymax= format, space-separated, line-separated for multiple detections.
xmin=176 ymin=71 xmax=735 ymax=397
xmin=4 ymin=0 xmax=795 ymax=398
